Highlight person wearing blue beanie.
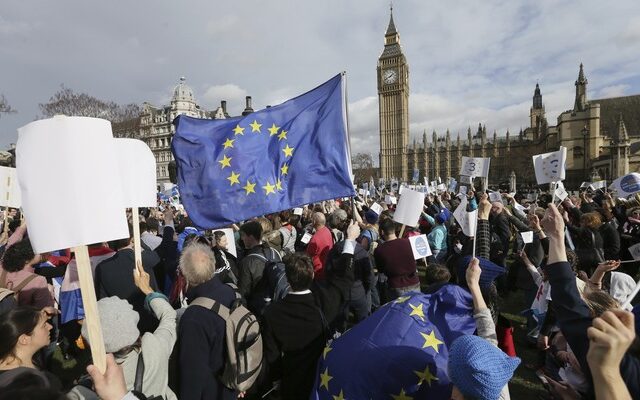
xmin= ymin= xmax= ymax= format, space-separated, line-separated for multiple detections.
xmin=448 ymin=258 xmax=520 ymax=399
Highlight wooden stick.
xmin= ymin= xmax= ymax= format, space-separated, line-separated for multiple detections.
xmin=131 ymin=207 xmax=142 ymax=269
xmin=399 ymin=224 xmax=405 ymax=238
xmin=73 ymin=245 xmax=107 ymax=374
xmin=471 ymin=210 xmax=479 ymax=259
xmin=3 ymin=176 xmax=10 ymax=236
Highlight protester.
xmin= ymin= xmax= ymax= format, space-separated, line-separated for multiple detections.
xmin=305 ymin=211 xmax=334 ymax=280
xmin=212 ymin=230 xmax=239 ymax=285
xmin=177 ymin=243 xmax=237 ymax=400
xmin=0 ymin=240 xmax=53 ymax=308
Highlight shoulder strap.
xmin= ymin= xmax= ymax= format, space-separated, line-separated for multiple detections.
xmin=0 ymin=270 xmax=7 ymax=288
xmin=12 ymin=274 xmax=38 ymax=293
xmin=134 ymin=351 xmax=144 ymax=393
xmin=190 ymin=296 xmax=231 ymax=320
xmin=0 ymin=288 xmax=14 ymax=302
xmin=246 ymin=253 xmax=268 ymax=263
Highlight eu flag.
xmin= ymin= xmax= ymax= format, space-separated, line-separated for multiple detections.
xmin=311 ymin=285 xmax=476 ymax=400
xmin=172 ymin=74 xmax=355 ymax=228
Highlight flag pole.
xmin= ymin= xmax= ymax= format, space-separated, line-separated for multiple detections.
xmin=471 ymin=210 xmax=478 ymax=259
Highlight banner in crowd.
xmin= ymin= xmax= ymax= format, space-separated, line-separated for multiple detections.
xmin=172 ymin=74 xmax=355 ymax=228
xmin=610 ymin=173 xmax=640 ymax=198
xmin=453 ymin=196 xmax=477 ymax=237
xmin=460 ymin=157 xmax=490 ymax=179
xmin=532 ymin=147 xmax=567 ymax=185
xmin=310 ymin=286 xmax=476 ymax=399
xmin=0 ymin=166 xmax=22 ymax=208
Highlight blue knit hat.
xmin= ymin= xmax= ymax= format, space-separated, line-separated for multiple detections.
xmin=448 ymin=335 xmax=521 ymax=400
xmin=364 ymin=209 xmax=379 ymax=224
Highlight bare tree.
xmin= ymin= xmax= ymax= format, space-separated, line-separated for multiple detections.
xmin=39 ymin=85 xmax=140 ymax=123
xmin=0 ymin=95 xmax=16 ymax=118
xmin=351 ymin=152 xmax=375 ymax=184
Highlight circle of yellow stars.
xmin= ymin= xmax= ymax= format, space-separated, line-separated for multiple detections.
xmin=217 ymin=119 xmax=293 ymax=196
xmin=315 ymin=295 xmax=444 ymax=400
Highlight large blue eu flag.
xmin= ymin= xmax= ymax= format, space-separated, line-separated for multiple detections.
xmin=311 ymin=285 xmax=476 ymax=400
xmin=172 ymin=74 xmax=355 ymax=228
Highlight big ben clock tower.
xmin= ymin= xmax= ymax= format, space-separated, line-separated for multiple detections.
xmin=378 ymin=7 xmax=409 ymax=182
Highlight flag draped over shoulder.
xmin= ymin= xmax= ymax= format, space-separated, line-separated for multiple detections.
xmin=311 ymin=285 xmax=476 ymax=400
xmin=172 ymin=74 xmax=355 ymax=228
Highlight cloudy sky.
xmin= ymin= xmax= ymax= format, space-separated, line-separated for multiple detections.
xmin=1 ymin=1 xmax=640 ymax=161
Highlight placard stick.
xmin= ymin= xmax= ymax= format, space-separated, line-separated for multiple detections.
xmin=3 ymin=176 xmax=10 ymax=236
xmin=399 ymin=224 xmax=406 ymax=238
xmin=131 ymin=207 xmax=142 ymax=268
xmin=471 ymin=210 xmax=478 ymax=259
xmin=551 ymin=181 xmax=557 ymax=204
xmin=73 ymin=245 xmax=107 ymax=373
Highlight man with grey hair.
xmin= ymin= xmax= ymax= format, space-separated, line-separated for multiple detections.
xmin=177 ymin=243 xmax=238 ymax=400
xmin=305 ymin=211 xmax=334 ymax=281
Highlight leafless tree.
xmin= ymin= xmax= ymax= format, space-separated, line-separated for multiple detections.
xmin=39 ymin=85 xmax=140 ymax=123
xmin=0 ymin=95 xmax=16 ymax=118
xmin=351 ymin=152 xmax=376 ymax=184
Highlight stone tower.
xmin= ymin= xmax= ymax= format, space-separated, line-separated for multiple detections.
xmin=530 ymin=83 xmax=545 ymax=139
xmin=378 ymin=6 xmax=409 ymax=181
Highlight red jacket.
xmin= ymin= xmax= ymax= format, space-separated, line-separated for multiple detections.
xmin=306 ymin=226 xmax=333 ymax=280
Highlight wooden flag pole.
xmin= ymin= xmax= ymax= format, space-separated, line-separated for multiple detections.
xmin=471 ymin=210 xmax=478 ymax=259
xmin=73 ymin=245 xmax=107 ymax=373
xmin=131 ymin=207 xmax=142 ymax=268
xmin=3 ymin=176 xmax=10 ymax=236
xmin=399 ymin=224 xmax=406 ymax=238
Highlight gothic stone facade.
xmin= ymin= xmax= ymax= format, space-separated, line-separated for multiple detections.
xmin=378 ymin=12 xmax=640 ymax=190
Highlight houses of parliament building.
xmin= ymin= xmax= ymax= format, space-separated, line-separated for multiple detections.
xmin=378 ymin=10 xmax=640 ymax=189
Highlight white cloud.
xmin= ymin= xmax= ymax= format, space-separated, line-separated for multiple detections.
xmin=597 ymin=84 xmax=630 ymax=99
xmin=201 ymin=84 xmax=248 ymax=114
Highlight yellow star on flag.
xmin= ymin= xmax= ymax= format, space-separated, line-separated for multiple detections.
xmin=263 ymin=181 xmax=276 ymax=195
xmin=333 ymin=390 xmax=345 ymax=400
xmin=420 ymin=331 xmax=443 ymax=353
xmin=408 ymin=303 xmax=425 ymax=321
xmin=222 ymin=138 xmax=235 ymax=149
xmin=395 ymin=296 xmax=410 ymax=304
xmin=249 ymin=120 xmax=262 ymax=133
xmin=275 ymin=179 xmax=283 ymax=191
xmin=280 ymin=164 xmax=289 ymax=175
xmin=268 ymin=123 xmax=280 ymax=136
xmin=414 ymin=366 xmax=438 ymax=387
xmin=283 ymin=144 xmax=294 ymax=157
xmin=227 ymin=171 xmax=240 ymax=186
xmin=218 ymin=154 xmax=232 ymax=169
xmin=319 ymin=367 xmax=333 ymax=390
xmin=278 ymin=130 xmax=288 ymax=141
xmin=243 ymin=180 xmax=256 ymax=195
xmin=391 ymin=388 xmax=413 ymax=400
xmin=233 ymin=124 xmax=245 ymax=135
xmin=323 ymin=345 xmax=332 ymax=359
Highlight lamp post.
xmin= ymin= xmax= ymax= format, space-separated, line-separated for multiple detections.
xmin=582 ymin=125 xmax=589 ymax=181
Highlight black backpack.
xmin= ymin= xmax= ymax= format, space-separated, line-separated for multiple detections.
xmin=248 ymin=248 xmax=290 ymax=303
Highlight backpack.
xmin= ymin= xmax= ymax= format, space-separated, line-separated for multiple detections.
xmin=189 ymin=286 xmax=263 ymax=392
xmin=248 ymin=248 xmax=290 ymax=302
xmin=278 ymin=226 xmax=296 ymax=256
xmin=0 ymin=270 xmax=38 ymax=303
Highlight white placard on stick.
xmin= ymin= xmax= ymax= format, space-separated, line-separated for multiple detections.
xmin=293 ymin=207 xmax=303 ymax=216
xmin=520 ymin=231 xmax=534 ymax=244
xmin=409 ymin=234 xmax=432 ymax=259
xmin=0 ymin=166 xmax=21 ymax=208
xmin=489 ymin=191 xmax=502 ymax=203
xmin=393 ymin=188 xmax=425 ymax=227
xmin=370 ymin=202 xmax=383 ymax=215
xmin=217 ymin=228 xmax=237 ymax=258
xmin=17 ymin=116 xmax=129 ymax=253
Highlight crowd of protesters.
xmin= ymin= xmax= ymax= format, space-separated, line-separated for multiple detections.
xmin=0 ymin=183 xmax=639 ymax=399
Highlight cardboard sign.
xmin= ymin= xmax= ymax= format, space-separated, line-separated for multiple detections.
xmin=0 ymin=166 xmax=21 ymax=208
xmin=409 ymin=234 xmax=432 ymax=259
xmin=115 ymin=139 xmax=156 ymax=207
xmin=301 ymin=231 xmax=313 ymax=244
xmin=370 ymin=202 xmax=383 ymax=215
xmin=520 ymin=231 xmax=534 ymax=244
xmin=16 ymin=116 xmax=129 ymax=253
xmin=554 ymin=184 xmax=568 ymax=202
xmin=459 ymin=186 xmax=468 ymax=195
xmin=453 ymin=196 xmax=477 ymax=237
xmin=219 ymin=228 xmax=237 ymax=258
xmin=385 ymin=195 xmax=397 ymax=205
xmin=393 ymin=188 xmax=425 ymax=227
xmin=293 ymin=207 xmax=303 ymax=216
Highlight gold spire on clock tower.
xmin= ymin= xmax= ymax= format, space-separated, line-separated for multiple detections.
xmin=378 ymin=5 xmax=409 ymax=182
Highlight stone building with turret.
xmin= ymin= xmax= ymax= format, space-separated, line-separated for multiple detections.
xmin=378 ymin=9 xmax=640 ymax=190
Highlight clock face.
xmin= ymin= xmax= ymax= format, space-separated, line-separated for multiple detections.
xmin=383 ymin=69 xmax=398 ymax=84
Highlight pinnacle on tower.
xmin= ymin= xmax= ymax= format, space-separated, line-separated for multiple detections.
xmin=386 ymin=4 xmax=397 ymax=36
xmin=617 ymin=113 xmax=629 ymax=142
xmin=533 ymin=82 xmax=543 ymax=109
xmin=576 ymin=63 xmax=587 ymax=85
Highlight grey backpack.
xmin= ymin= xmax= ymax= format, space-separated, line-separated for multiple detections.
xmin=189 ymin=287 xmax=263 ymax=392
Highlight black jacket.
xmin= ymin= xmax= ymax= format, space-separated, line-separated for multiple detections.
xmin=262 ymin=252 xmax=354 ymax=399
xmin=94 ymin=248 xmax=160 ymax=333
xmin=179 ymin=276 xmax=237 ymax=400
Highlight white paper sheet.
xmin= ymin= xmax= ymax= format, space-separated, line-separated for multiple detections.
xmin=520 ymin=231 xmax=534 ymax=244
xmin=0 ymin=166 xmax=22 ymax=208
xmin=409 ymin=234 xmax=432 ymax=259
xmin=218 ymin=228 xmax=237 ymax=258
xmin=16 ymin=116 xmax=129 ymax=253
xmin=489 ymin=192 xmax=502 ymax=203
xmin=115 ymin=139 xmax=157 ymax=207
xmin=393 ymin=188 xmax=424 ymax=227
xmin=370 ymin=202 xmax=383 ymax=215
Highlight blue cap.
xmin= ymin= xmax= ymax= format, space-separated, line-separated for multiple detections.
xmin=448 ymin=335 xmax=521 ymax=400
xmin=457 ymin=256 xmax=505 ymax=288
xmin=364 ymin=209 xmax=379 ymax=224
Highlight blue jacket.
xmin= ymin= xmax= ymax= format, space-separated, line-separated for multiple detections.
xmin=544 ymin=261 xmax=640 ymax=399
xmin=178 ymin=276 xmax=237 ymax=400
